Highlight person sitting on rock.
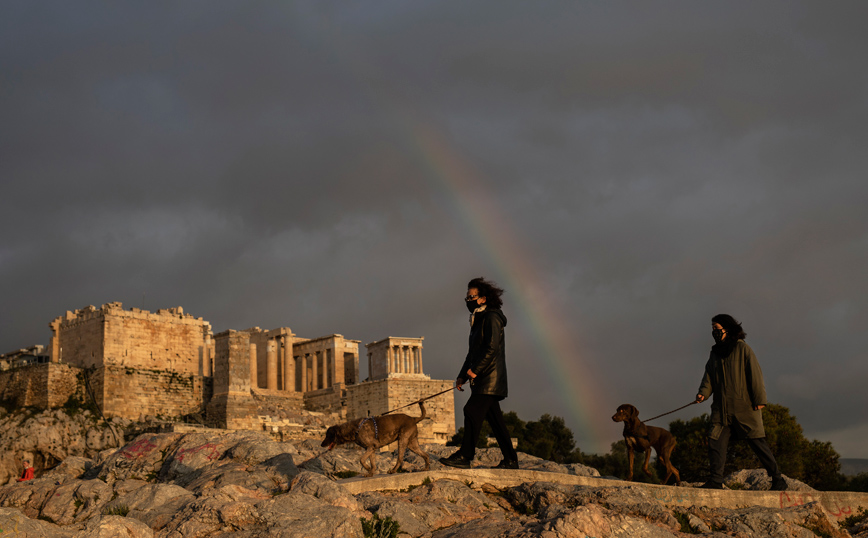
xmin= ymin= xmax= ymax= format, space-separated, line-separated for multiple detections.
xmin=17 ymin=460 xmax=34 ymax=482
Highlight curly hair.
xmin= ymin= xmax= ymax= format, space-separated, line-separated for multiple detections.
xmin=711 ymin=314 xmax=747 ymax=341
xmin=467 ymin=277 xmax=505 ymax=309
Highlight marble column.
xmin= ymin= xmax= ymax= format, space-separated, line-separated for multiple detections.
xmin=266 ymin=339 xmax=278 ymax=390
xmin=282 ymin=336 xmax=294 ymax=392
xmin=311 ymin=352 xmax=319 ymax=390
xmin=300 ymin=354 xmax=308 ymax=393
xmin=249 ymin=343 xmax=258 ymax=389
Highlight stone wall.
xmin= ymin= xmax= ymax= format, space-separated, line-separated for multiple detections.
xmin=207 ymin=330 xmax=258 ymax=430
xmin=50 ymin=302 xmax=213 ymax=376
xmin=252 ymin=388 xmax=305 ymax=416
xmin=0 ymin=363 xmax=83 ymax=409
xmin=304 ymin=383 xmax=345 ymax=416
xmin=100 ymin=366 xmax=210 ymax=419
xmin=51 ymin=307 xmax=104 ymax=368
xmin=347 ymin=377 xmax=455 ymax=444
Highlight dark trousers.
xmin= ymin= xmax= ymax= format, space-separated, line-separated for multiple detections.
xmin=708 ymin=425 xmax=781 ymax=483
xmin=460 ymin=393 xmax=518 ymax=462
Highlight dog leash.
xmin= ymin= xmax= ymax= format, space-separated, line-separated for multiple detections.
xmin=300 ymin=387 xmax=457 ymax=468
xmin=378 ymin=385 xmax=458 ymax=416
xmin=641 ymin=401 xmax=698 ymax=423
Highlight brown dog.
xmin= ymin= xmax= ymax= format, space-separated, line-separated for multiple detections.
xmin=612 ymin=404 xmax=681 ymax=486
xmin=321 ymin=402 xmax=430 ymax=477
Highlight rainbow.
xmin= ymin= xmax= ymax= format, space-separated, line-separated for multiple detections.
xmin=408 ymin=124 xmax=612 ymax=453
xmin=296 ymin=13 xmax=613 ymax=453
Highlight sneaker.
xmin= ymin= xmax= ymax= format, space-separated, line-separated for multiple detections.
xmin=439 ymin=452 xmax=471 ymax=469
xmin=700 ymin=481 xmax=723 ymax=489
xmin=771 ymin=477 xmax=788 ymax=491
xmin=492 ymin=459 xmax=519 ymax=470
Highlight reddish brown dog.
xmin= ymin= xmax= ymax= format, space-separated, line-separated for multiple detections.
xmin=612 ymin=404 xmax=681 ymax=486
xmin=321 ymin=402 xmax=430 ymax=477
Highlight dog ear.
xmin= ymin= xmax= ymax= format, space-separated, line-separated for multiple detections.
xmin=628 ymin=405 xmax=639 ymax=418
xmin=321 ymin=426 xmax=335 ymax=447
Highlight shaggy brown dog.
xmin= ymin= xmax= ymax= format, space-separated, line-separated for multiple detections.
xmin=612 ymin=403 xmax=681 ymax=486
xmin=321 ymin=402 xmax=430 ymax=477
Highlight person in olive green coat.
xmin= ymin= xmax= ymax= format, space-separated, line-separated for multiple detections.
xmin=695 ymin=314 xmax=787 ymax=490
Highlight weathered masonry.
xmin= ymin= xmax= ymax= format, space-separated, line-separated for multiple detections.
xmin=2 ymin=302 xmax=455 ymax=444
xmin=48 ymin=302 xmax=212 ymax=419
xmin=347 ymin=337 xmax=455 ymax=444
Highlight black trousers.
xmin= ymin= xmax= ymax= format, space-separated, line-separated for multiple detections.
xmin=708 ymin=425 xmax=781 ymax=483
xmin=460 ymin=393 xmax=518 ymax=462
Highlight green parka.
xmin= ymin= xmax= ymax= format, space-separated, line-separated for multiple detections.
xmin=697 ymin=339 xmax=767 ymax=439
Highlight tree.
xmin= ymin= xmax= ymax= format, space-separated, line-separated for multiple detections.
xmin=519 ymin=414 xmax=577 ymax=463
xmin=668 ymin=415 xmax=711 ymax=483
xmin=582 ymin=440 xmax=663 ymax=483
xmin=667 ymin=404 xmax=845 ymax=490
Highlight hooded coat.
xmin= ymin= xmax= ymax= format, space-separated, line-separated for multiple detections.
xmin=458 ymin=307 xmax=508 ymax=399
xmin=697 ymin=339 xmax=767 ymax=439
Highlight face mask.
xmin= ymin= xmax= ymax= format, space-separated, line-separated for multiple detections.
xmin=466 ymin=301 xmax=478 ymax=313
xmin=712 ymin=329 xmax=724 ymax=344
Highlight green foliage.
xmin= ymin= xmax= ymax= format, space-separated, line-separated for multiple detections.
xmin=801 ymin=440 xmax=844 ymax=491
xmin=668 ymin=415 xmax=711 ymax=483
xmin=520 ymin=414 xmax=578 ymax=464
xmin=447 ymin=410 xmax=584 ymax=464
xmin=334 ymin=470 xmax=359 ymax=479
xmin=360 ymin=514 xmax=400 ymax=538
xmin=845 ymin=473 xmax=868 ymax=492
xmin=673 ymin=511 xmax=701 ymax=534
xmin=841 ymin=506 xmax=868 ymax=528
xmin=62 ymin=394 xmax=100 ymax=417
xmin=581 ymin=440 xmax=662 ymax=484
xmin=668 ymin=404 xmax=848 ymax=490
xmin=103 ymin=505 xmax=130 ymax=516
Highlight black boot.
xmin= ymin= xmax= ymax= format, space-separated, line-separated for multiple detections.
xmin=492 ymin=459 xmax=519 ymax=470
xmin=439 ymin=451 xmax=471 ymax=469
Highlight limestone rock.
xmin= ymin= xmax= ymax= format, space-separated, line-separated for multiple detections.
xmin=725 ymin=468 xmax=814 ymax=492
xmin=0 ymin=507 xmax=74 ymax=538
xmin=38 ymin=479 xmax=112 ymax=525
xmin=102 ymin=483 xmax=193 ymax=514
xmin=290 ymin=471 xmax=363 ymax=511
xmin=43 ymin=456 xmax=94 ymax=482
xmin=255 ymin=492 xmax=365 ymax=537
xmin=97 ymin=433 xmax=182 ymax=484
xmin=75 ymin=514 xmax=154 ymax=538
xmin=0 ymin=409 xmax=123 ymax=485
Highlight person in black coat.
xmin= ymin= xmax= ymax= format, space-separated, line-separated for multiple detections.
xmin=440 ymin=277 xmax=519 ymax=470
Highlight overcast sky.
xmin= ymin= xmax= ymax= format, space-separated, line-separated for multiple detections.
xmin=2 ymin=2 xmax=867 ymax=458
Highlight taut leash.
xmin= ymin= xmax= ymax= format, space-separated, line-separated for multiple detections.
xmin=642 ymin=401 xmax=698 ymax=423
xmin=299 ymin=386 xmax=458 ymax=467
xmin=378 ymin=386 xmax=457 ymax=416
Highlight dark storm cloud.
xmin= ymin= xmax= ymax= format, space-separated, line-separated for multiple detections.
xmin=2 ymin=1 xmax=867 ymax=456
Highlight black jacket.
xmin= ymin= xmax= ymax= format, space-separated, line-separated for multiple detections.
xmin=458 ymin=308 xmax=508 ymax=398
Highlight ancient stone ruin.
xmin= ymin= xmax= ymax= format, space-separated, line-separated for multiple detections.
xmin=0 ymin=302 xmax=455 ymax=444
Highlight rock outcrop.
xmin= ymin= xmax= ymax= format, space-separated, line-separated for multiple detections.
xmin=0 ymin=426 xmax=865 ymax=537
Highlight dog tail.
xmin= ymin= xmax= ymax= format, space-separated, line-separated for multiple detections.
xmin=414 ymin=401 xmax=428 ymax=423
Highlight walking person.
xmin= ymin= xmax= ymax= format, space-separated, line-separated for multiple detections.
xmin=440 ymin=277 xmax=519 ymax=470
xmin=695 ymin=314 xmax=787 ymax=490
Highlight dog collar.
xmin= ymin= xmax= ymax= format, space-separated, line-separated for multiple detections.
xmin=359 ymin=417 xmax=379 ymax=440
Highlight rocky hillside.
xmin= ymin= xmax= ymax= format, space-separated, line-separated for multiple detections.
xmin=1 ymin=424 xmax=866 ymax=537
